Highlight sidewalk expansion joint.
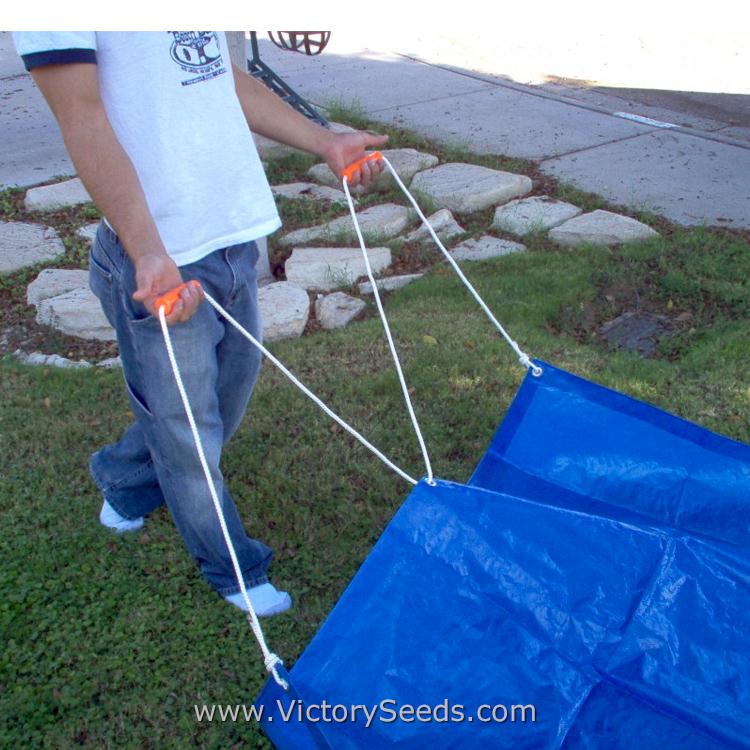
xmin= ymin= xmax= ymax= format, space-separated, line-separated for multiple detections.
xmin=538 ymin=130 xmax=662 ymax=164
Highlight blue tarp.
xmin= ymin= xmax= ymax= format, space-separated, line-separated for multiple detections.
xmin=256 ymin=361 xmax=750 ymax=749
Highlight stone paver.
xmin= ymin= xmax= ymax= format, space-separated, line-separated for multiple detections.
xmin=0 ymin=221 xmax=65 ymax=274
xmin=27 ymin=268 xmax=89 ymax=306
xmin=405 ymin=209 xmax=466 ymax=244
xmin=257 ymin=282 xmax=310 ymax=341
xmin=492 ymin=196 xmax=582 ymax=236
xmin=97 ymin=356 xmax=122 ymax=369
xmin=315 ymin=292 xmax=366 ymax=329
xmin=278 ymin=203 xmax=411 ymax=247
xmin=450 ymin=235 xmax=526 ymax=261
xmin=410 ymin=163 xmax=532 ymax=214
xmin=76 ymin=222 xmax=100 ymax=244
xmin=359 ymin=273 xmax=424 ymax=295
xmin=15 ymin=350 xmax=92 ymax=369
xmin=272 ymin=182 xmax=350 ymax=204
xmin=36 ymin=287 xmax=116 ymax=341
xmin=308 ymin=148 xmax=439 ymax=192
xmin=548 ymin=209 xmax=659 ymax=247
xmin=24 ymin=177 xmax=92 ymax=212
xmin=285 ymin=246 xmax=392 ymax=291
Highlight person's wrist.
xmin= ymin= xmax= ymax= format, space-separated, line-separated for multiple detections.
xmin=131 ymin=249 xmax=171 ymax=271
xmin=315 ymin=128 xmax=339 ymax=164
xmin=117 ymin=226 xmax=168 ymax=265
xmin=133 ymin=249 xmax=168 ymax=262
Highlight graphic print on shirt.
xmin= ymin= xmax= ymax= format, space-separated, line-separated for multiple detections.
xmin=168 ymin=32 xmax=227 ymax=86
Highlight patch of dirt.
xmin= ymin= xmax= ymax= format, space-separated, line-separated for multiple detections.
xmin=547 ymin=272 xmax=696 ymax=360
xmin=598 ymin=311 xmax=679 ymax=357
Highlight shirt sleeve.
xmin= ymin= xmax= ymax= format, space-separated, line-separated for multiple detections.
xmin=12 ymin=32 xmax=97 ymax=71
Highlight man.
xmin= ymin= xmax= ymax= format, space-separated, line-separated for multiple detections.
xmin=14 ymin=31 xmax=386 ymax=617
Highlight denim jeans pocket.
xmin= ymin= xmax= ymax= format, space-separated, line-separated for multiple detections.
xmin=227 ymin=241 xmax=259 ymax=282
xmin=89 ymin=243 xmax=117 ymax=327
xmin=94 ymin=221 xmax=126 ymax=270
xmin=89 ymin=246 xmax=112 ymax=295
xmin=124 ymin=376 xmax=154 ymax=417
xmin=118 ymin=254 xmax=156 ymax=325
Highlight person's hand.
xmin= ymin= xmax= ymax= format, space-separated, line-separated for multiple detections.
xmin=321 ymin=130 xmax=389 ymax=188
xmin=131 ymin=252 xmax=204 ymax=325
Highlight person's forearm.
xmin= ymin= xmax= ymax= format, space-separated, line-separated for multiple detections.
xmin=31 ymin=63 xmax=165 ymax=262
xmin=56 ymin=104 xmax=166 ymax=262
xmin=232 ymin=64 xmax=335 ymax=158
xmin=30 ymin=62 xmax=204 ymax=323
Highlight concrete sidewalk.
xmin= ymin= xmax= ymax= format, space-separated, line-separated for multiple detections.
xmin=2 ymin=32 xmax=749 ymax=230
xmin=0 ymin=32 xmax=75 ymax=188
xmin=256 ymin=36 xmax=750 ymax=230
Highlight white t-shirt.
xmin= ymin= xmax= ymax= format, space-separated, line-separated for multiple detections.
xmin=14 ymin=31 xmax=282 ymax=266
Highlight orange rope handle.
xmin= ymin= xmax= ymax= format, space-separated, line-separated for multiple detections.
xmin=341 ymin=151 xmax=383 ymax=183
xmin=154 ymin=280 xmax=202 ymax=316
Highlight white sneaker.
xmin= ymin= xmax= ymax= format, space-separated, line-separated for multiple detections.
xmin=225 ymin=582 xmax=292 ymax=618
xmin=99 ymin=500 xmax=144 ymax=534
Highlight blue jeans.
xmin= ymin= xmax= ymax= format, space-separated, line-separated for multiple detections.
xmin=88 ymin=221 xmax=271 ymax=595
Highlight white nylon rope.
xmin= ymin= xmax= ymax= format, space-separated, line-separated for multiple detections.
xmin=342 ymin=176 xmax=436 ymax=486
xmin=159 ymin=288 xmax=424 ymax=688
xmin=202 ymin=293 xmax=418 ymax=488
xmin=158 ymin=307 xmax=288 ymax=690
xmin=156 ymin=153 xmax=540 ymax=690
xmin=379 ymin=154 xmax=542 ymax=378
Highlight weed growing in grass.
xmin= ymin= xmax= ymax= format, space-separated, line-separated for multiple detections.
xmin=441 ymin=143 xmax=534 ymax=175
xmin=323 ymin=264 xmax=359 ymax=291
xmin=275 ymin=195 xmax=347 ymax=231
xmin=323 ymin=98 xmax=371 ymax=129
xmin=0 ymin=186 xmax=24 ymax=218
xmin=553 ymin=183 xmax=606 ymax=213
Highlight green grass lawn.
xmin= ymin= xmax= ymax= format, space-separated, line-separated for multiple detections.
xmin=1 ymin=115 xmax=749 ymax=749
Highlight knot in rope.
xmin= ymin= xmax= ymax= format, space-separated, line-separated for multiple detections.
xmin=517 ymin=352 xmax=542 ymax=376
xmin=264 ymin=653 xmax=289 ymax=690
xmin=263 ymin=651 xmax=283 ymax=673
